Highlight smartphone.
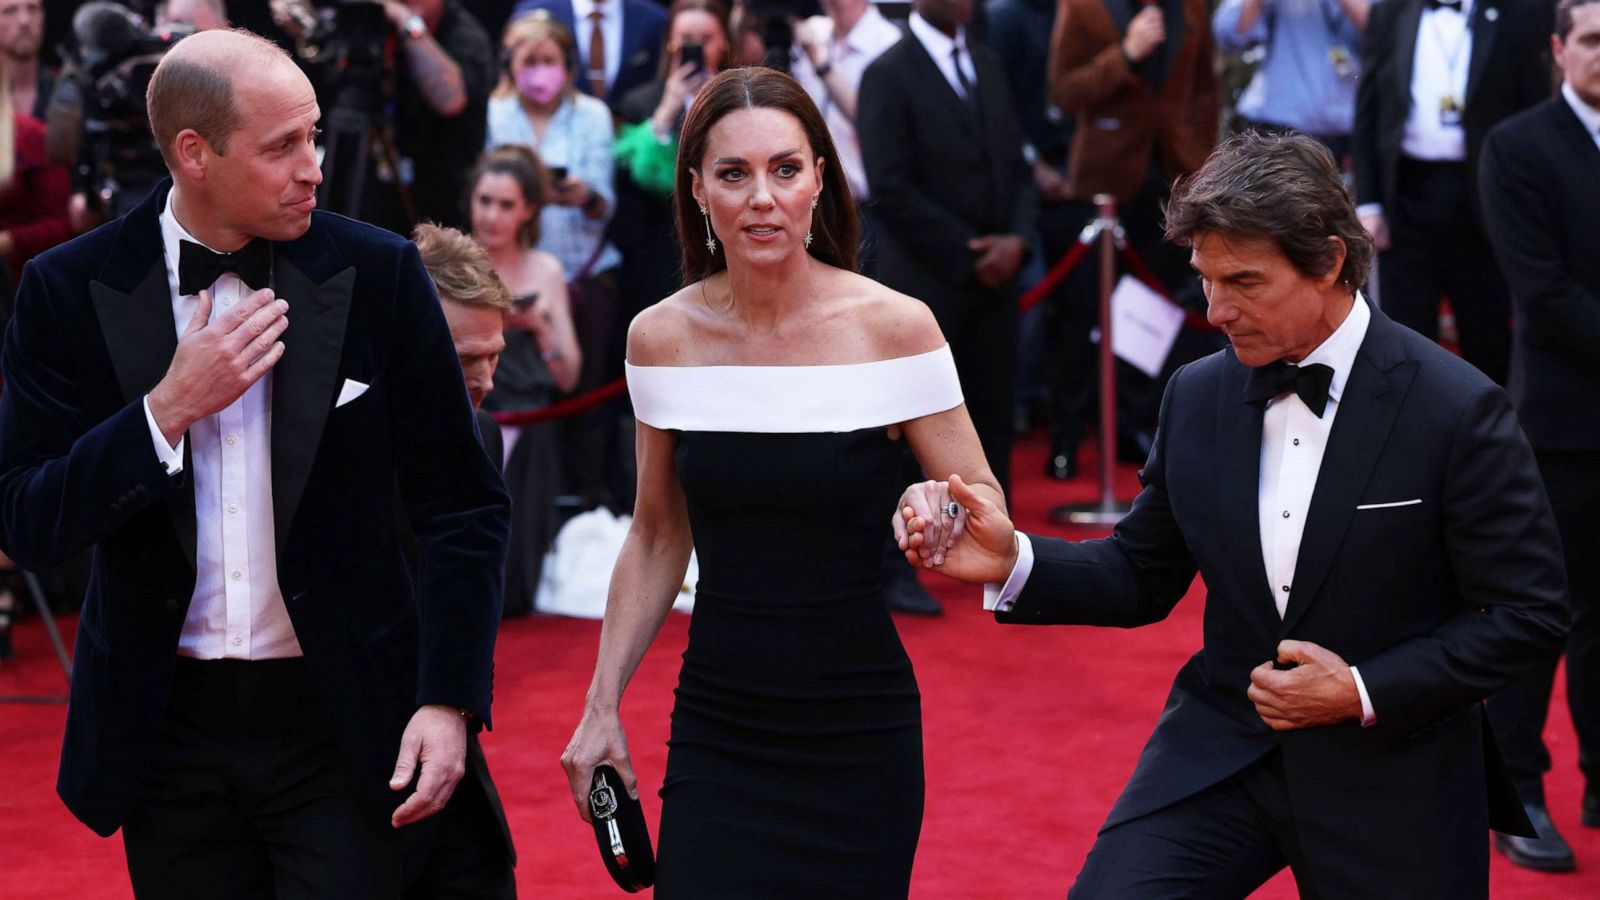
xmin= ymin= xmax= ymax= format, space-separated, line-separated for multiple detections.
xmin=548 ymin=165 xmax=570 ymax=183
xmin=680 ymin=42 xmax=704 ymax=75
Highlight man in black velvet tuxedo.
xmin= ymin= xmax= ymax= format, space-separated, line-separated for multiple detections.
xmin=903 ymin=132 xmax=1568 ymax=898
xmin=0 ymin=30 xmax=509 ymax=897
xmin=1478 ymin=0 xmax=1600 ymax=870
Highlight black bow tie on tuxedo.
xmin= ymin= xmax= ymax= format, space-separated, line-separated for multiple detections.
xmin=1244 ymin=361 xmax=1336 ymax=418
xmin=1424 ymin=0 xmax=1464 ymax=11
xmin=177 ymin=238 xmax=271 ymax=296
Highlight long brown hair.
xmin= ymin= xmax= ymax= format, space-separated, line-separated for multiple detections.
xmin=469 ymin=145 xmax=549 ymax=249
xmin=674 ymin=68 xmax=859 ymax=285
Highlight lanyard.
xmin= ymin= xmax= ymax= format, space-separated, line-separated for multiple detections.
xmin=1426 ymin=5 xmax=1473 ymax=86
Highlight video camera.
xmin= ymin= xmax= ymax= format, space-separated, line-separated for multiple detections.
xmin=58 ymin=2 xmax=192 ymax=217
xmin=744 ymin=0 xmax=821 ymax=73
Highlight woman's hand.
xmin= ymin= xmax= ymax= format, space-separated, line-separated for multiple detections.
xmin=892 ymin=479 xmax=967 ymax=568
xmin=552 ymin=176 xmax=591 ymax=208
xmin=902 ymin=474 xmax=1018 ymax=584
xmin=560 ymin=705 xmax=639 ymax=824
xmin=653 ymin=62 xmax=703 ymax=133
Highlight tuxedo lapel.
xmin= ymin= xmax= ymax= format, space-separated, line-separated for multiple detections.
xmin=90 ymin=263 xmax=198 ymax=570
xmin=904 ymin=37 xmax=981 ymax=137
xmin=1465 ymin=1 xmax=1500 ymax=106
xmin=269 ymin=248 xmax=355 ymax=552
xmin=1552 ymin=100 xmax=1600 ymax=195
xmin=1280 ymin=312 xmax=1418 ymax=635
xmin=1215 ymin=358 xmax=1281 ymax=636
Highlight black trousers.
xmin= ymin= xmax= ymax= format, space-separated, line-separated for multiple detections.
xmin=124 ymin=658 xmax=401 ymax=899
xmin=1486 ymin=449 xmax=1600 ymax=804
xmin=1377 ymin=158 xmax=1511 ymax=385
xmin=1069 ymin=751 xmax=1326 ymax=900
xmin=401 ymin=736 xmax=517 ymax=900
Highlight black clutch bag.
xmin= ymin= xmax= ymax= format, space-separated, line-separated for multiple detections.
xmin=589 ymin=764 xmax=655 ymax=892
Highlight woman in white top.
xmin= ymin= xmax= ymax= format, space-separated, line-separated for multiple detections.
xmin=559 ymin=68 xmax=1007 ymax=897
xmin=486 ymin=12 xmax=620 ymax=281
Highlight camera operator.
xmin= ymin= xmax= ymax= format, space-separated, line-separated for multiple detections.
xmin=277 ymin=1 xmax=494 ymax=234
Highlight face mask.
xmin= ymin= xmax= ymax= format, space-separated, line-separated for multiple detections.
xmin=516 ymin=64 xmax=567 ymax=104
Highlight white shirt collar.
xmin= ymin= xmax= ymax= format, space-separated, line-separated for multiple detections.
xmin=572 ymin=0 xmax=605 ymax=22
xmin=1562 ymin=81 xmax=1600 ymax=138
xmin=160 ymin=189 xmax=221 ymax=296
xmin=1295 ymin=292 xmax=1371 ymax=404
xmin=908 ymin=11 xmax=967 ymax=60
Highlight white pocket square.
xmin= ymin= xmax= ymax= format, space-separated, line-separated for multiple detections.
xmin=1356 ymin=498 xmax=1422 ymax=510
xmin=335 ymin=379 xmax=369 ymax=408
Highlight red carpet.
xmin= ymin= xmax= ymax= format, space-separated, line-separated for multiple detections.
xmin=2 ymin=436 xmax=1596 ymax=898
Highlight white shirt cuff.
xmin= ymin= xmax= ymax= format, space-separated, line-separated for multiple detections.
xmin=1349 ymin=665 xmax=1377 ymax=727
xmin=982 ymin=533 xmax=1034 ymax=612
xmin=1355 ymin=203 xmax=1383 ymax=220
xmin=144 ymin=395 xmax=185 ymax=476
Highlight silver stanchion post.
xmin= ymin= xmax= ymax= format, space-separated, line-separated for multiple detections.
xmin=0 ymin=571 xmax=73 ymax=705
xmin=1050 ymin=194 xmax=1132 ymax=527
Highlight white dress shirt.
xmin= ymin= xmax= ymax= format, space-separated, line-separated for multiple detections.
xmin=987 ymin=296 xmax=1379 ymax=725
xmin=573 ymin=0 xmax=623 ymax=95
xmin=1562 ymin=81 xmax=1600 ymax=151
xmin=1400 ymin=0 xmax=1474 ymax=161
xmin=788 ymin=6 xmax=903 ymax=200
xmin=907 ymin=12 xmax=977 ymax=100
xmin=144 ymin=192 xmax=301 ymax=660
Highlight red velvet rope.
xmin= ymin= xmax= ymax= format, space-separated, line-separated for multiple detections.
xmin=488 ymin=377 xmax=628 ymax=426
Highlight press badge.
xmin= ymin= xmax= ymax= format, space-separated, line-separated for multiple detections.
xmin=1328 ymin=46 xmax=1357 ymax=80
xmin=1439 ymin=94 xmax=1464 ymax=127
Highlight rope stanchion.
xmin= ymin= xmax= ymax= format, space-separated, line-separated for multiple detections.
xmin=1018 ymin=238 xmax=1092 ymax=314
xmin=490 ymin=377 xmax=628 ymax=427
xmin=1117 ymin=238 xmax=1219 ymax=334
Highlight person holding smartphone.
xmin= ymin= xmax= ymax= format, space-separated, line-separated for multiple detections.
xmin=612 ymin=0 xmax=732 ymax=320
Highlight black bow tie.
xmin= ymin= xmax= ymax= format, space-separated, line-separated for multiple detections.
xmin=1424 ymin=0 xmax=1463 ymax=11
xmin=177 ymin=239 xmax=271 ymax=296
xmin=1244 ymin=361 xmax=1336 ymax=418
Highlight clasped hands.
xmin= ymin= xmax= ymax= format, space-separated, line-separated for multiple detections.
xmin=896 ymin=479 xmax=1365 ymax=731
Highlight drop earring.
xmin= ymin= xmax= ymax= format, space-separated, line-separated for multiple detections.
xmin=701 ymin=206 xmax=717 ymax=254
xmin=804 ymin=195 xmax=818 ymax=249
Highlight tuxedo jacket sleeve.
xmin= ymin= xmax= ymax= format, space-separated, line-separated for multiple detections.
xmin=1352 ymin=0 xmax=1396 ymax=209
xmin=0 ymin=260 xmax=181 ymax=568
xmin=998 ymin=371 xmax=1201 ymax=628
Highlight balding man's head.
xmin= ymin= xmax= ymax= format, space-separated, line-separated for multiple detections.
xmin=146 ymin=29 xmax=295 ymax=168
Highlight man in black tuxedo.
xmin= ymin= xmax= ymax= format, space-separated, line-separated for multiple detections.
xmin=1478 ymin=0 xmax=1600 ymax=871
xmin=1353 ymin=0 xmax=1550 ymax=385
xmin=860 ymin=0 xmax=1034 ymax=614
xmin=903 ymin=132 xmax=1568 ymax=898
xmin=0 ymin=31 xmax=509 ymax=897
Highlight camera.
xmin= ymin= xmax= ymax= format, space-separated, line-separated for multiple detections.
xmin=743 ymin=0 xmax=820 ymax=73
xmin=60 ymin=2 xmax=192 ymax=217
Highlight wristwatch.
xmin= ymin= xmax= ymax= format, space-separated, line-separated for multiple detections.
xmin=401 ymin=13 xmax=428 ymax=41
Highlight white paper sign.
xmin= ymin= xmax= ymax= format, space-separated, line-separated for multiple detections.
xmin=1110 ymin=275 xmax=1186 ymax=379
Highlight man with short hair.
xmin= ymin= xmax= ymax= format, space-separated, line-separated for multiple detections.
xmin=906 ymin=131 xmax=1569 ymax=898
xmin=0 ymin=29 xmax=509 ymax=897
xmin=1478 ymin=0 xmax=1600 ymax=871
xmin=408 ymin=221 xmax=518 ymax=900
xmin=0 ymin=0 xmax=47 ymax=122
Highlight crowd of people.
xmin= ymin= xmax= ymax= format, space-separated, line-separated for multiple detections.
xmin=0 ymin=0 xmax=1596 ymax=896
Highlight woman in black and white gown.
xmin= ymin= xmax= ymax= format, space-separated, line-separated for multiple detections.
xmin=560 ymin=68 xmax=1008 ymax=898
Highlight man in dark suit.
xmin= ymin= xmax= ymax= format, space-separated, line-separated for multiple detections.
xmin=0 ymin=31 xmax=509 ymax=897
xmin=1353 ymin=0 xmax=1550 ymax=385
xmin=903 ymin=132 xmax=1568 ymax=898
xmin=408 ymin=223 xmax=518 ymax=898
xmin=512 ymin=0 xmax=666 ymax=105
xmin=860 ymin=0 xmax=1035 ymax=614
xmin=1046 ymin=0 xmax=1219 ymax=470
xmin=1478 ymin=0 xmax=1600 ymax=871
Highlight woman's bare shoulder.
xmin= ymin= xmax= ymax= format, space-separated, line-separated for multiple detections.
xmin=835 ymin=272 xmax=947 ymax=359
xmin=626 ymin=285 xmax=704 ymax=367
